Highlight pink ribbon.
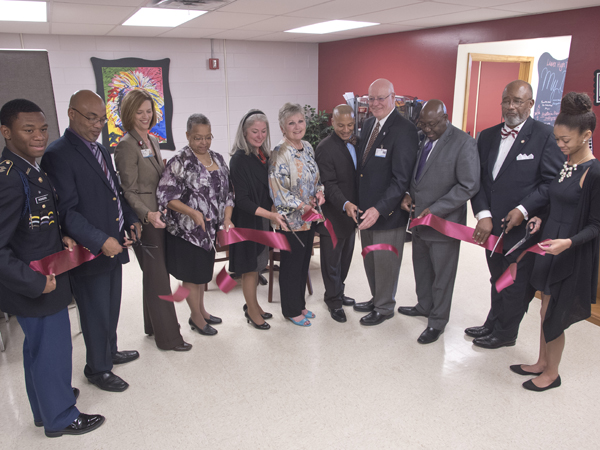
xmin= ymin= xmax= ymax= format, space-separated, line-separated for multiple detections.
xmin=361 ymin=244 xmax=399 ymax=258
xmin=410 ymin=214 xmax=503 ymax=253
xmin=323 ymin=219 xmax=338 ymax=249
xmin=301 ymin=211 xmax=339 ymax=249
xmin=216 ymin=266 xmax=237 ymax=293
xmin=29 ymin=245 xmax=98 ymax=276
xmin=159 ymin=285 xmax=190 ymax=302
xmin=495 ymin=241 xmax=547 ymax=292
xmin=217 ymin=228 xmax=291 ymax=252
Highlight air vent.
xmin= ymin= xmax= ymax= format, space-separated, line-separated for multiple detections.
xmin=147 ymin=0 xmax=235 ymax=11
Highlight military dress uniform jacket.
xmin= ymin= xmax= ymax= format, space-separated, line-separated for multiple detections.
xmin=0 ymin=147 xmax=71 ymax=317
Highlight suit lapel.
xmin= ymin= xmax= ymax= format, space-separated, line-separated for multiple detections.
xmin=362 ymin=110 xmax=397 ymax=168
xmin=332 ymin=133 xmax=356 ymax=171
xmin=495 ymin=118 xmax=534 ymax=180
xmin=416 ymin=125 xmax=452 ymax=183
xmin=131 ymin=130 xmax=163 ymax=175
xmin=65 ymin=130 xmax=114 ymax=192
xmin=487 ymin=127 xmax=503 ymax=180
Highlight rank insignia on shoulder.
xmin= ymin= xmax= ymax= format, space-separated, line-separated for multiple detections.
xmin=0 ymin=159 xmax=13 ymax=175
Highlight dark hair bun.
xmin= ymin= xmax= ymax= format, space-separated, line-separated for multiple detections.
xmin=560 ymin=92 xmax=593 ymax=115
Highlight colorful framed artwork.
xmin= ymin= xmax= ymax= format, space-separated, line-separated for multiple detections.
xmin=91 ymin=57 xmax=174 ymax=150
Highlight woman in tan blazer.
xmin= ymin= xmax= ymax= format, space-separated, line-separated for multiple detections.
xmin=115 ymin=89 xmax=191 ymax=351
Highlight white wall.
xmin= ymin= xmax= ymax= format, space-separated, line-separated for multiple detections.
xmin=0 ymin=33 xmax=319 ymax=160
xmin=451 ymin=36 xmax=572 ymax=128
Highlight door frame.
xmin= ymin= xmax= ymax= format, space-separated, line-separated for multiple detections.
xmin=462 ymin=53 xmax=535 ymax=132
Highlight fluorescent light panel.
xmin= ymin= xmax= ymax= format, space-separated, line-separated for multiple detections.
xmin=123 ymin=8 xmax=206 ymax=27
xmin=285 ymin=20 xmax=378 ymax=34
xmin=0 ymin=0 xmax=46 ymax=22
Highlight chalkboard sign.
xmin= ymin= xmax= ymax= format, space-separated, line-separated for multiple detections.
xmin=533 ymin=52 xmax=568 ymax=126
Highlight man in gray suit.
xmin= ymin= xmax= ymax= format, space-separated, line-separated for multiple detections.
xmin=398 ymin=100 xmax=480 ymax=344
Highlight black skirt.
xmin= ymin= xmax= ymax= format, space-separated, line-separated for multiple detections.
xmin=165 ymin=232 xmax=215 ymax=284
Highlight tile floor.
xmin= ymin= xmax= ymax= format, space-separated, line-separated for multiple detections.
xmin=2 ymin=220 xmax=600 ymax=449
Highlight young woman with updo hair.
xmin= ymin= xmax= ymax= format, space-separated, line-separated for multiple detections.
xmin=513 ymin=92 xmax=600 ymax=391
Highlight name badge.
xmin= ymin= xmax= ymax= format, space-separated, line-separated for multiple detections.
xmin=375 ymin=148 xmax=387 ymax=158
xmin=141 ymin=149 xmax=153 ymax=158
xmin=35 ymin=194 xmax=49 ymax=204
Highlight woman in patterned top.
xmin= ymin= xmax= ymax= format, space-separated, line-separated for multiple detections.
xmin=268 ymin=102 xmax=325 ymax=327
xmin=157 ymin=114 xmax=235 ymax=336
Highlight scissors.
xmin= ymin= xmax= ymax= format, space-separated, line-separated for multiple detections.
xmin=127 ymin=238 xmax=158 ymax=260
xmin=283 ymin=215 xmax=305 ymax=247
xmin=505 ymin=222 xmax=534 ymax=256
xmin=489 ymin=214 xmax=509 ymax=257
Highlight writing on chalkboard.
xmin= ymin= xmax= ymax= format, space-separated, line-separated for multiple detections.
xmin=534 ymin=52 xmax=568 ymax=126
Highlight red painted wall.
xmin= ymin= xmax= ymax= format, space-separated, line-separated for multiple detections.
xmin=319 ymin=6 xmax=600 ymax=142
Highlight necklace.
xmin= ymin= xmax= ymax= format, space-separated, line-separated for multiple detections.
xmin=195 ymin=151 xmax=214 ymax=168
xmin=558 ymin=154 xmax=591 ymax=183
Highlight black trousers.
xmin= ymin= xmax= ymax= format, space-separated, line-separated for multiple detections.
xmin=277 ymin=228 xmax=315 ymax=317
xmin=319 ymin=232 xmax=355 ymax=310
xmin=71 ymin=264 xmax=122 ymax=377
xmin=484 ymin=250 xmax=537 ymax=341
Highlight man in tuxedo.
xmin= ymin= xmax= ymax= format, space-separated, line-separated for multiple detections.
xmin=468 ymin=80 xmax=564 ymax=349
xmin=0 ymin=98 xmax=104 ymax=437
xmin=398 ymin=100 xmax=480 ymax=344
xmin=353 ymin=78 xmax=419 ymax=325
xmin=42 ymin=90 xmax=141 ymax=391
xmin=315 ymin=104 xmax=359 ymax=323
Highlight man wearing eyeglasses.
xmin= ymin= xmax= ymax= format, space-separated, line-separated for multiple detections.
xmin=353 ymin=78 xmax=419 ymax=325
xmin=397 ymin=100 xmax=480 ymax=344
xmin=468 ymin=80 xmax=563 ymax=349
xmin=41 ymin=90 xmax=142 ymax=391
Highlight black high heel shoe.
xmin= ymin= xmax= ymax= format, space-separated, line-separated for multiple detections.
xmin=245 ymin=311 xmax=270 ymax=330
xmin=243 ymin=304 xmax=273 ymax=320
xmin=189 ymin=317 xmax=217 ymax=336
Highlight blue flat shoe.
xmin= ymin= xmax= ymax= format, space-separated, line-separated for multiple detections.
xmin=287 ymin=317 xmax=311 ymax=327
xmin=303 ymin=310 xmax=315 ymax=319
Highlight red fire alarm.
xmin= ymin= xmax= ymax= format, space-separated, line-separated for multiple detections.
xmin=209 ymin=58 xmax=219 ymax=70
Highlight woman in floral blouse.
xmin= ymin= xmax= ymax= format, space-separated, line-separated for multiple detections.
xmin=157 ymin=114 xmax=235 ymax=336
xmin=269 ymin=102 xmax=325 ymax=327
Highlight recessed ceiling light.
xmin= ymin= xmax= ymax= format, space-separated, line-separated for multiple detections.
xmin=0 ymin=0 xmax=46 ymax=22
xmin=285 ymin=20 xmax=378 ymax=34
xmin=123 ymin=7 xmax=206 ymax=27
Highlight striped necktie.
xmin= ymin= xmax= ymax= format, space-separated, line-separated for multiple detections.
xmin=90 ymin=142 xmax=124 ymax=231
xmin=361 ymin=122 xmax=380 ymax=167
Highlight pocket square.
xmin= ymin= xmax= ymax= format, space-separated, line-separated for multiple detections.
xmin=516 ymin=153 xmax=534 ymax=161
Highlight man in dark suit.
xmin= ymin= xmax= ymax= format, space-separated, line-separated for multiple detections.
xmin=42 ymin=90 xmax=141 ymax=391
xmin=315 ymin=104 xmax=359 ymax=323
xmin=468 ymin=80 xmax=564 ymax=349
xmin=354 ymin=78 xmax=419 ymax=325
xmin=0 ymin=99 xmax=104 ymax=437
xmin=398 ymin=100 xmax=480 ymax=344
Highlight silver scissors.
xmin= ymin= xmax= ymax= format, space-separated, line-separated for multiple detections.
xmin=505 ymin=222 xmax=534 ymax=256
xmin=283 ymin=215 xmax=305 ymax=247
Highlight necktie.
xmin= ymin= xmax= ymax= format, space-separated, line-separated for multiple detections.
xmin=415 ymin=140 xmax=433 ymax=182
xmin=90 ymin=142 xmax=124 ymax=231
xmin=501 ymin=126 xmax=518 ymax=140
xmin=361 ymin=122 xmax=380 ymax=167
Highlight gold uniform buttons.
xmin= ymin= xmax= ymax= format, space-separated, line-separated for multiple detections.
xmin=42 ymin=204 xmax=46 ymax=209
xmin=38 ymin=177 xmax=43 ymax=183
xmin=116 ymin=218 xmax=120 ymax=221
xmin=113 ymin=197 xmax=117 ymax=201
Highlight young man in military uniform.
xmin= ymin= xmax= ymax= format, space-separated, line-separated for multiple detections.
xmin=0 ymin=99 xmax=104 ymax=437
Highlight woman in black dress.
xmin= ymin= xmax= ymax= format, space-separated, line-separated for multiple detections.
xmin=228 ymin=110 xmax=286 ymax=329
xmin=514 ymin=92 xmax=600 ymax=391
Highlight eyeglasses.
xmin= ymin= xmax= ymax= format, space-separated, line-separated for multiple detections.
xmin=367 ymin=93 xmax=393 ymax=104
xmin=501 ymin=98 xmax=532 ymax=108
xmin=192 ymin=135 xmax=213 ymax=143
xmin=417 ymin=118 xmax=445 ymax=130
xmin=71 ymin=108 xmax=108 ymax=126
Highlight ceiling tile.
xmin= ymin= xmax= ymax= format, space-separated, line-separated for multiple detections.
xmin=407 ymin=8 xmax=525 ymax=28
xmin=51 ymin=2 xmax=137 ymax=25
xmin=491 ymin=0 xmax=600 ymax=13
xmin=179 ymin=11 xmax=273 ymax=29
xmin=107 ymin=25 xmax=171 ymax=37
xmin=202 ymin=29 xmax=275 ymax=40
xmin=355 ymin=2 xmax=477 ymax=23
xmin=157 ymin=27 xmax=229 ymax=38
xmin=51 ymin=0 xmax=145 ymax=6
xmin=286 ymin=0 xmax=417 ymax=20
xmin=218 ymin=0 xmax=331 ymax=15
xmin=51 ymin=22 xmax=115 ymax=35
xmin=439 ymin=0 xmax=527 ymax=6
xmin=0 ymin=22 xmax=51 ymax=34
xmin=245 ymin=31 xmax=300 ymax=41
xmin=239 ymin=16 xmax=327 ymax=32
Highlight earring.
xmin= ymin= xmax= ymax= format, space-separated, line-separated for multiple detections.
xmin=583 ymin=140 xmax=587 ymax=144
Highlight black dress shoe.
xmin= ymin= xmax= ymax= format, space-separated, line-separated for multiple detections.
xmin=360 ymin=311 xmax=394 ymax=326
xmin=342 ymin=296 xmax=355 ymax=306
xmin=417 ymin=327 xmax=444 ymax=344
xmin=329 ymin=307 xmax=347 ymax=323
xmin=189 ymin=317 xmax=217 ymax=336
xmin=522 ymin=376 xmax=561 ymax=392
xmin=45 ymin=413 xmax=105 ymax=438
xmin=353 ymin=300 xmax=374 ymax=312
xmin=205 ymin=315 xmax=222 ymax=325
xmin=172 ymin=342 xmax=193 ymax=351
xmin=397 ymin=306 xmax=427 ymax=317
xmin=464 ymin=325 xmax=492 ymax=338
xmin=112 ymin=350 xmax=140 ymax=365
xmin=245 ymin=312 xmax=270 ymax=330
xmin=258 ymin=274 xmax=268 ymax=285
xmin=473 ymin=334 xmax=516 ymax=349
xmin=243 ymin=303 xmax=272 ymax=319
xmin=510 ymin=364 xmax=542 ymax=376
xmin=87 ymin=371 xmax=129 ymax=392
xmin=35 ymin=388 xmax=80 ymax=427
